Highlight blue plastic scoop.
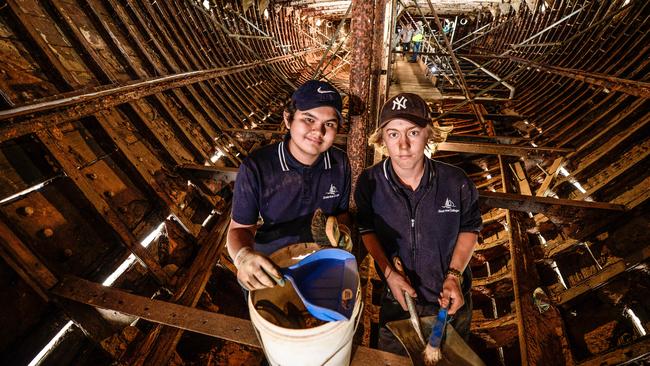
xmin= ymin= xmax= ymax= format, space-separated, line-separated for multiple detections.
xmin=280 ymin=248 xmax=359 ymax=322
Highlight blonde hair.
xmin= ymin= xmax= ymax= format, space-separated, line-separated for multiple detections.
xmin=368 ymin=123 xmax=453 ymax=157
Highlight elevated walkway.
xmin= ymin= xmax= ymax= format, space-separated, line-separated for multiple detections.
xmin=389 ymin=59 xmax=442 ymax=100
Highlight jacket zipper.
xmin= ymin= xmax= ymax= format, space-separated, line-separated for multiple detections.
xmin=410 ymin=218 xmax=416 ymax=266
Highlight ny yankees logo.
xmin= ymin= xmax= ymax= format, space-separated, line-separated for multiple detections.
xmin=392 ymin=96 xmax=408 ymax=110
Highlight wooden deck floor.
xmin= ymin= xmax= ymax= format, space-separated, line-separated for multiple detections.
xmin=388 ymin=58 xmax=443 ymax=100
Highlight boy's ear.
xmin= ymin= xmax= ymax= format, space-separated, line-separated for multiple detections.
xmin=283 ymin=111 xmax=291 ymax=129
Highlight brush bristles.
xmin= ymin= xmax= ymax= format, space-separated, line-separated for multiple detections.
xmin=423 ymin=343 xmax=442 ymax=365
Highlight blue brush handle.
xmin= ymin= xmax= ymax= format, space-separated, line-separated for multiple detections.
xmin=428 ymin=307 xmax=449 ymax=348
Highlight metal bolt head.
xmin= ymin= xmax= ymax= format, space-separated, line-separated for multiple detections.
xmin=87 ymin=173 xmax=98 ymax=180
xmin=42 ymin=228 xmax=54 ymax=238
xmin=21 ymin=206 xmax=35 ymax=216
xmin=105 ymin=191 xmax=115 ymax=198
xmin=63 ymin=248 xmax=73 ymax=257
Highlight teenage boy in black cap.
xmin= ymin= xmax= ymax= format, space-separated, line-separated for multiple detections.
xmin=354 ymin=92 xmax=481 ymax=353
xmin=227 ymin=80 xmax=351 ymax=291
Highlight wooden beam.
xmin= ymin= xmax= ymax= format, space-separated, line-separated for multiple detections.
xmin=436 ymin=141 xmax=573 ymax=157
xmin=536 ymin=157 xmax=564 ymax=197
xmin=432 ymin=113 xmax=530 ymax=122
xmin=481 ymin=209 xmax=506 ymax=225
xmin=471 ymin=313 xmax=518 ymax=348
xmin=577 ymin=336 xmax=650 ymax=366
xmin=542 ymin=238 xmax=580 ymax=258
xmin=0 ymin=218 xmax=117 ymax=346
xmin=51 ymin=275 xmax=410 ymax=366
xmin=177 ymin=164 xmax=240 ymax=174
xmin=479 ymin=191 xmax=626 ymax=215
xmin=574 ymin=138 xmax=650 ymax=200
xmin=447 ymin=134 xmax=529 ymax=145
xmin=225 ymin=128 xmax=349 ymax=145
xmin=554 ymin=244 xmax=650 ymax=305
xmin=612 ymin=175 xmax=650 ymax=209
xmin=513 ymin=162 xmax=532 ymax=195
xmin=507 ymin=56 xmax=650 ymax=98
xmin=132 ymin=209 xmax=231 ymax=365
xmin=0 ymin=52 xmax=313 ymax=143
xmin=0 ymin=218 xmax=58 ymax=301
xmin=506 ymin=210 xmax=574 ymax=365
xmin=500 ymin=155 xmax=574 ymax=365
xmin=36 ymin=130 xmax=170 ymax=285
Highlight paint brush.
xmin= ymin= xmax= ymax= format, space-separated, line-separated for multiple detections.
xmin=423 ymin=304 xmax=449 ymax=365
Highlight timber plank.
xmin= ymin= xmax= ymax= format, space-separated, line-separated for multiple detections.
xmin=52 ymin=275 xmax=410 ymax=366
xmin=36 ymin=129 xmax=170 ymax=284
xmin=554 ymin=244 xmax=650 ymax=305
xmin=437 ymin=141 xmax=573 ymax=157
xmin=0 ymin=218 xmax=57 ymax=300
xmin=479 ymin=190 xmax=625 ymax=215
xmin=577 ymin=336 xmax=650 ymax=365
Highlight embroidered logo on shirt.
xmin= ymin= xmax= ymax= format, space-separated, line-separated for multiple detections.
xmin=317 ymin=87 xmax=335 ymax=94
xmin=392 ymin=96 xmax=408 ymax=110
xmin=438 ymin=198 xmax=460 ymax=213
xmin=323 ymin=184 xmax=340 ymax=199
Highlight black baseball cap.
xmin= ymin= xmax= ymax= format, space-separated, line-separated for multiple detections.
xmin=379 ymin=93 xmax=430 ymax=128
xmin=291 ymin=80 xmax=343 ymax=124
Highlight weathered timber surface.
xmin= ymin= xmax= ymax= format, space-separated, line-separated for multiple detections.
xmin=51 ymin=275 xmax=411 ymax=366
xmin=506 ymin=210 xmax=574 ymax=365
xmin=479 ymin=191 xmax=625 ymax=222
xmin=347 ymin=0 xmax=375 ymax=207
xmin=553 ymin=244 xmax=650 ymax=305
xmin=436 ymin=141 xmax=573 ymax=157
xmin=130 ymin=207 xmax=231 ymax=365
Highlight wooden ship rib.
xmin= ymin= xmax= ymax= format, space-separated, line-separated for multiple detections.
xmin=0 ymin=0 xmax=648 ymax=365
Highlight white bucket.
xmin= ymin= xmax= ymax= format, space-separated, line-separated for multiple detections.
xmin=248 ymin=244 xmax=362 ymax=366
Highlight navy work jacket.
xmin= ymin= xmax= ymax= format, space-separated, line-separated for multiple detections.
xmin=232 ymin=136 xmax=350 ymax=255
xmin=355 ymin=158 xmax=482 ymax=303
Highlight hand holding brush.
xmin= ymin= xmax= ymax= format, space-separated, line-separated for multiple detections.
xmin=423 ymin=302 xmax=449 ymax=365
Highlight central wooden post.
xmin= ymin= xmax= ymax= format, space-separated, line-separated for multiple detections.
xmin=347 ymin=0 xmax=376 ymax=207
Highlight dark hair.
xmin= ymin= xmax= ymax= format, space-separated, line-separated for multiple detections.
xmin=284 ymin=100 xmax=297 ymax=125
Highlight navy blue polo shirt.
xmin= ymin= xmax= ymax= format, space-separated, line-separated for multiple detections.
xmin=232 ymin=135 xmax=351 ymax=255
xmin=354 ymin=157 xmax=482 ymax=303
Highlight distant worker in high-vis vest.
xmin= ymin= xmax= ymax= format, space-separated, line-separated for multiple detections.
xmin=409 ymin=21 xmax=424 ymax=63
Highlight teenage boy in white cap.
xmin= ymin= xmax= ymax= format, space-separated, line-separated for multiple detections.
xmin=354 ymin=92 xmax=481 ymax=353
xmin=228 ymin=80 xmax=351 ymax=291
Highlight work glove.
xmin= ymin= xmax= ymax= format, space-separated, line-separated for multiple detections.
xmin=233 ymin=247 xmax=284 ymax=291
xmin=311 ymin=209 xmax=353 ymax=252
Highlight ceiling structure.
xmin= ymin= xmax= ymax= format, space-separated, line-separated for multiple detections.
xmin=0 ymin=0 xmax=648 ymax=365
xmin=285 ymin=0 xmax=519 ymax=18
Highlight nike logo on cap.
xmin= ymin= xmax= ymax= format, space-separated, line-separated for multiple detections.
xmin=317 ymin=87 xmax=335 ymax=94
